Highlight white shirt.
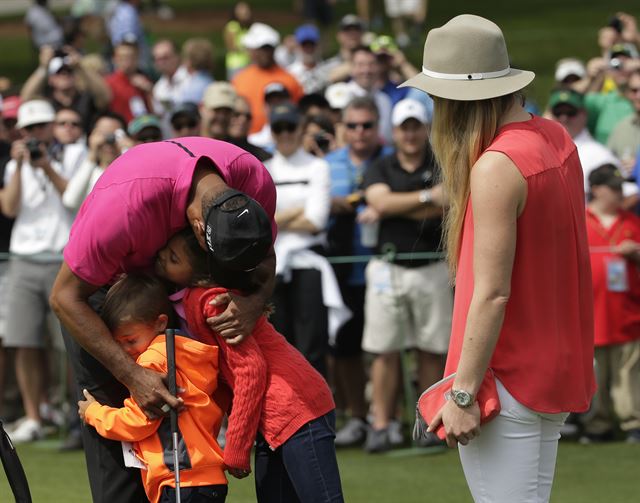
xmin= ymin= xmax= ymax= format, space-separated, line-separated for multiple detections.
xmin=573 ymin=128 xmax=638 ymax=197
xmin=153 ymin=66 xmax=190 ymax=136
xmin=248 ymin=124 xmax=274 ymax=151
xmin=4 ymin=143 xmax=85 ymax=255
xmin=265 ymin=148 xmax=331 ymax=269
xmin=62 ymin=158 xmax=105 ymax=212
xmin=344 ymin=81 xmax=393 ymax=144
xmin=288 ymin=60 xmax=329 ymax=95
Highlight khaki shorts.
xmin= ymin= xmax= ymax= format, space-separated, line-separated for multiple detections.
xmin=362 ymin=258 xmax=452 ymax=354
xmin=3 ymin=258 xmax=64 ymax=350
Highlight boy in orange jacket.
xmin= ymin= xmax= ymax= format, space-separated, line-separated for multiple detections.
xmin=78 ymin=274 xmax=228 ymax=503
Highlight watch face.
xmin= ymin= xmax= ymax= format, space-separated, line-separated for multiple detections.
xmin=454 ymin=390 xmax=472 ymax=407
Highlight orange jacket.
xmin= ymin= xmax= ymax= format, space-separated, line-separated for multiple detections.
xmin=84 ymin=335 xmax=226 ymax=503
xmin=232 ymin=64 xmax=304 ymax=134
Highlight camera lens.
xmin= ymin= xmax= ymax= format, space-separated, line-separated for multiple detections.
xmin=26 ymin=139 xmax=42 ymax=161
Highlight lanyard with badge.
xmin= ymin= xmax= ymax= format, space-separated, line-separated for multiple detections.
xmin=587 ymin=214 xmax=630 ymax=292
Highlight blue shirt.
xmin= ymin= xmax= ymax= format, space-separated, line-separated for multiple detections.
xmin=381 ymin=80 xmax=409 ymax=107
xmin=325 ymin=145 xmax=394 ymax=285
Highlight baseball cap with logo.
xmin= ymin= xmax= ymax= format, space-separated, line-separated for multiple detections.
xmin=203 ymin=82 xmax=237 ymax=110
xmin=242 ymin=22 xmax=281 ymax=49
xmin=269 ymin=102 xmax=300 ymax=125
xmin=392 ymin=99 xmax=429 ymax=126
xmin=204 ymin=189 xmax=272 ymax=273
xmin=127 ymin=114 xmax=162 ymax=136
xmin=548 ymin=89 xmax=585 ymax=111
xmin=295 ymin=24 xmax=320 ymax=44
xmin=1 ymin=96 xmax=21 ymax=121
xmin=339 ymin=14 xmax=365 ymax=31
xmin=16 ymin=99 xmax=55 ymax=129
xmin=48 ymin=56 xmax=72 ymax=75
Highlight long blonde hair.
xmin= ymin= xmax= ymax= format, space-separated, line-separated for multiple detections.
xmin=430 ymin=93 xmax=517 ymax=278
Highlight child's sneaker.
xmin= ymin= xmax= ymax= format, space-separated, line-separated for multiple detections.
xmin=335 ymin=417 xmax=367 ymax=447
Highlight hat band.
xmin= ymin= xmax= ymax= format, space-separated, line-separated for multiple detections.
xmin=422 ymin=66 xmax=511 ymax=81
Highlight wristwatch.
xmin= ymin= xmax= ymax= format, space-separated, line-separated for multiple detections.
xmin=418 ymin=189 xmax=432 ymax=204
xmin=450 ymin=388 xmax=474 ymax=408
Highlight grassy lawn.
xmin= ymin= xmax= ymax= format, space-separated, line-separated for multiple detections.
xmin=1 ymin=438 xmax=638 ymax=502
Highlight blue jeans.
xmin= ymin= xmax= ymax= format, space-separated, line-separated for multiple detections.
xmin=254 ymin=411 xmax=344 ymax=503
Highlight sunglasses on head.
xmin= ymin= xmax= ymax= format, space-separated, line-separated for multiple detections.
xmin=552 ymin=107 xmax=578 ymax=119
xmin=271 ymin=122 xmax=297 ymax=135
xmin=345 ymin=121 xmax=375 ymax=130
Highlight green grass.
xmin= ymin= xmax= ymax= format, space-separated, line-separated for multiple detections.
xmin=1 ymin=439 xmax=638 ymax=502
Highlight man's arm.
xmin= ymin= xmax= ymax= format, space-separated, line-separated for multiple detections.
xmin=207 ymin=248 xmax=276 ymax=344
xmin=50 ymin=262 xmax=181 ymax=417
xmin=365 ymin=182 xmax=445 ymax=218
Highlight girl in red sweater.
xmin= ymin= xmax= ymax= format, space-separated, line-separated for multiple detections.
xmin=155 ymin=228 xmax=344 ymax=503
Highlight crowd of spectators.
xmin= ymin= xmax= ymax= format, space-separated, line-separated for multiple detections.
xmin=0 ymin=0 xmax=639 ymax=454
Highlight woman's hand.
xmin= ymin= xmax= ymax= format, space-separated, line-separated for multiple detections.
xmin=428 ymin=399 xmax=481 ymax=448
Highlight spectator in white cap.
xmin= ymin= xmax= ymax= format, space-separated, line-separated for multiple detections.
xmin=201 ymin=81 xmax=237 ymax=140
xmin=232 ymin=22 xmax=304 ymax=136
xmin=555 ymin=58 xmax=587 ymax=90
xmin=360 ymin=98 xmax=450 ymax=452
xmin=0 ymin=99 xmax=82 ymax=444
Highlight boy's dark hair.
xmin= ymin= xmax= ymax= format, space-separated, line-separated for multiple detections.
xmin=177 ymin=226 xmax=261 ymax=294
xmin=101 ymin=273 xmax=175 ymax=332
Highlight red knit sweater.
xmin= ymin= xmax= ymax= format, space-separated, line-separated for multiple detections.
xmin=183 ymin=287 xmax=335 ymax=471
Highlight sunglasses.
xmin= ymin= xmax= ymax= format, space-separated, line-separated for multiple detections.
xmin=552 ymin=107 xmax=578 ymax=119
xmin=233 ymin=112 xmax=252 ymax=120
xmin=172 ymin=119 xmax=198 ymax=131
xmin=345 ymin=121 xmax=375 ymax=130
xmin=55 ymin=120 xmax=81 ymax=127
xmin=271 ymin=122 xmax=298 ymax=135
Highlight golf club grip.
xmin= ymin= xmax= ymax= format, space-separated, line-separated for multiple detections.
xmin=165 ymin=329 xmax=179 ymax=433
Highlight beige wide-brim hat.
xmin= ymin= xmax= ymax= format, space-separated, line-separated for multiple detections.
xmin=400 ymin=14 xmax=535 ymax=101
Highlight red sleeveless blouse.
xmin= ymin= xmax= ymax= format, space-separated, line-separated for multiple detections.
xmin=444 ymin=115 xmax=596 ymax=413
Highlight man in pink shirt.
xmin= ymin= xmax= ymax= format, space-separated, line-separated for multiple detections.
xmin=49 ymin=136 xmax=276 ymax=503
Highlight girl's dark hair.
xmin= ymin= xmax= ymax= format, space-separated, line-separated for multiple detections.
xmin=101 ymin=274 xmax=176 ymax=331
xmin=177 ymin=227 xmax=261 ymax=294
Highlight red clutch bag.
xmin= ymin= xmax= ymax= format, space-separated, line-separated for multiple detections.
xmin=413 ymin=368 xmax=501 ymax=441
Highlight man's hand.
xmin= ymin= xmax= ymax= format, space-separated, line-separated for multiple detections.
xmin=39 ymin=45 xmax=55 ymax=69
xmin=228 ymin=467 xmax=251 ymax=479
xmin=618 ymin=12 xmax=639 ymax=44
xmin=207 ymin=292 xmax=262 ymax=345
xmin=427 ymin=399 xmax=481 ymax=449
xmin=78 ymin=388 xmax=97 ymax=422
xmin=10 ymin=140 xmax=26 ymax=164
xmin=357 ymin=205 xmax=380 ymax=224
xmin=613 ymin=239 xmax=640 ymax=259
xmin=127 ymin=366 xmax=183 ymax=419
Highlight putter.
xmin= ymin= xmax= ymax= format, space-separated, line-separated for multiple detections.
xmin=165 ymin=328 xmax=181 ymax=503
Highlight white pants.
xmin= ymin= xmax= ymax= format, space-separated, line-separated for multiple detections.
xmin=459 ymin=380 xmax=569 ymax=503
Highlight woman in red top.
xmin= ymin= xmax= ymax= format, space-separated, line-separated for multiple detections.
xmin=401 ymin=15 xmax=595 ymax=502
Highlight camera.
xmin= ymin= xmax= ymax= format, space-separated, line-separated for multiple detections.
xmin=610 ymin=57 xmax=623 ymax=70
xmin=103 ymin=129 xmax=126 ymax=146
xmin=26 ymin=138 xmax=43 ymax=161
xmin=314 ymin=133 xmax=331 ymax=154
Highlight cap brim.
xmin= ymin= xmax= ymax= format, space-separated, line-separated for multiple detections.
xmin=399 ymin=69 xmax=535 ymax=101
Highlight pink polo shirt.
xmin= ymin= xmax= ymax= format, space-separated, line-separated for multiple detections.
xmin=64 ymin=137 xmax=277 ymax=286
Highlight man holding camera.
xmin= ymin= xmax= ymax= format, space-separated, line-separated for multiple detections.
xmin=0 ymin=99 xmax=80 ymax=443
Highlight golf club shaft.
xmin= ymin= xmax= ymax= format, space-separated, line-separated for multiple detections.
xmin=165 ymin=329 xmax=181 ymax=503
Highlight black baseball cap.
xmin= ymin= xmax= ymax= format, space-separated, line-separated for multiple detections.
xmin=588 ymin=164 xmax=625 ymax=190
xmin=204 ymin=189 xmax=272 ymax=272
